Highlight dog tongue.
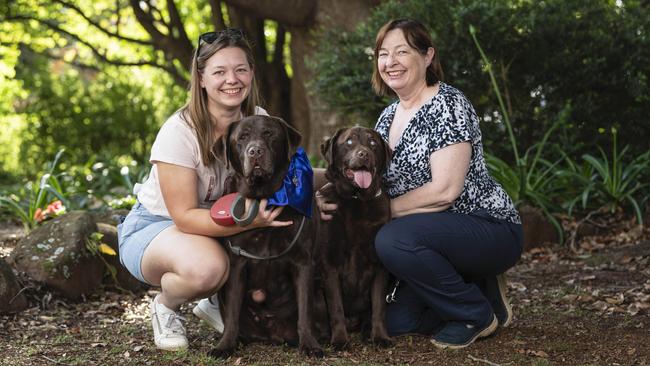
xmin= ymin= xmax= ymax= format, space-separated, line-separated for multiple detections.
xmin=353 ymin=170 xmax=372 ymax=189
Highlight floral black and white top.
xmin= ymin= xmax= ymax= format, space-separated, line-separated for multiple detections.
xmin=374 ymin=82 xmax=521 ymax=224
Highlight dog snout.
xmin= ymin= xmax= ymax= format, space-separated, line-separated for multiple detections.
xmin=247 ymin=143 xmax=264 ymax=159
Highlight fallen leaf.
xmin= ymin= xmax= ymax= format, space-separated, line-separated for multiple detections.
xmin=98 ymin=243 xmax=117 ymax=256
xmin=605 ymin=294 xmax=624 ymax=305
xmin=578 ymin=295 xmax=594 ymax=302
xmin=510 ymin=282 xmax=527 ymax=292
xmin=591 ymin=300 xmax=609 ymax=311
xmin=133 ymin=345 xmax=144 ymax=352
xmin=527 ymin=350 xmax=549 ymax=358
xmin=563 ymin=294 xmax=578 ymax=302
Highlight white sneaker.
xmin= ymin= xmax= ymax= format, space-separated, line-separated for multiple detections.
xmin=150 ymin=295 xmax=188 ymax=351
xmin=192 ymin=296 xmax=224 ymax=333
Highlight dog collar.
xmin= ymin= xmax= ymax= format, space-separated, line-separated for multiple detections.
xmin=267 ymin=147 xmax=313 ymax=217
xmin=351 ymin=188 xmax=383 ymax=200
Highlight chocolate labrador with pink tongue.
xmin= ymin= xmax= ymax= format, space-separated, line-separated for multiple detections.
xmin=317 ymin=126 xmax=393 ymax=349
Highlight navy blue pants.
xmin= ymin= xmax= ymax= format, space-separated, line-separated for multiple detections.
xmin=375 ymin=211 xmax=523 ymax=335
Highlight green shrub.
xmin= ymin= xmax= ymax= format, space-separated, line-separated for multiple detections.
xmin=310 ymin=0 xmax=650 ymax=160
xmin=563 ymin=128 xmax=650 ymax=226
xmin=0 ymin=149 xmax=69 ymax=231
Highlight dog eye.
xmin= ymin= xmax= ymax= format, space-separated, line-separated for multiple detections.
xmin=346 ymin=139 xmax=353 ymax=145
xmin=369 ymin=139 xmax=377 ymax=146
xmin=262 ymin=130 xmax=272 ymax=138
xmin=238 ymin=133 xmax=249 ymax=141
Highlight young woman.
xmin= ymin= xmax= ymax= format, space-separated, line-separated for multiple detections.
xmin=118 ymin=29 xmax=291 ymax=351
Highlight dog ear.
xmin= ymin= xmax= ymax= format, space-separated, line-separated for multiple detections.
xmin=275 ymin=117 xmax=302 ymax=158
xmin=320 ymin=128 xmax=344 ymax=166
xmin=213 ymin=121 xmax=238 ymax=170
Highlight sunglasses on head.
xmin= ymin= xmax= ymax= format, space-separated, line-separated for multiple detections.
xmin=197 ymin=28 xmax=244 ymax=49
xmin=195 ymin=28 xmax=245 ymax=68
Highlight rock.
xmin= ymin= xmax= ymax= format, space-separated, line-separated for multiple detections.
xmin=519 ymin=205 xmax=561 ymax=251
xmin=9 ymin=211 xmax=104 ymax=300
xmin=0 ymin=258 xmax=28 ymax=313
xmin=96 ymin=223 xmax=147 ymax=292
xmin=89 ymin=209 xmax=130 ymax=227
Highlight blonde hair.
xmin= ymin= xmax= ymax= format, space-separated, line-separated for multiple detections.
xmin=371 ymin=19 xmax=444 ymax=97
xmin=180 ymin=30 xmax=261 ymax=166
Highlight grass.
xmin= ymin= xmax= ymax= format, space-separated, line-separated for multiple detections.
xmin=581 ymin=253 xmax=611 ymax=267
xmin=1 ymin=224 xmax=649 ymax=365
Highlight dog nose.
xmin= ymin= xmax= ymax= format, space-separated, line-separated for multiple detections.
xmin=247 ymin=144 xmax=264 ymax=158
xmin=356 ymin=149 xmax=369 ymax=160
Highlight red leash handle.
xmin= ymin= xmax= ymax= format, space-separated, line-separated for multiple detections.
xmin=210 ymin=193 xmax=260 ymax=227
xmin=210 ymin=193 xmax=238 ymax=226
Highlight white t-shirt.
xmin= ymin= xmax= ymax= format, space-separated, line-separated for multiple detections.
xmin=135 ymin=107 xmax=268 ymax=217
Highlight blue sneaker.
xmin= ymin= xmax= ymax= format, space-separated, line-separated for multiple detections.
xmin=430 ymin=314 xmax=498 ymax=350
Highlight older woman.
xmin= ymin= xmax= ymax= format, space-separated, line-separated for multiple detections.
xmin=371 ymin=18 xmax=523 ymax=349
xmin=318 ymin=18 xmax=523 ymax=349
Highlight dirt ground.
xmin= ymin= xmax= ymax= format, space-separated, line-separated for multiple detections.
xmin=0 ymin=220 xmax=649 ymax=366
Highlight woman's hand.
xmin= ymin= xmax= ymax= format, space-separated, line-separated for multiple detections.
xmin=315 ymin=184 xmax=338 ymax=221
xmin=247 ymin=198 xmax=293 ymax=228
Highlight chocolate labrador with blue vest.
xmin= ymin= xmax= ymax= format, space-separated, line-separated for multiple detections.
xmin=210 ymin=115 xmax=322 ymax=358
xmin=316 ymin=126 xmax=393 ymax=348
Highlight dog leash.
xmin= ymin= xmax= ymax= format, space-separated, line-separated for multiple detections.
xmin=226 ymin=215 xmax=306 ymax=260
xmin=386 ymin=279 xmax=400 ymax=304
xmin=230 ymin=194 xmax=260 ymax=226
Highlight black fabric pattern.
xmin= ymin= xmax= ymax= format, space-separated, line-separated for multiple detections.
xmin=374 ymin=82 xmax=521 ymax=224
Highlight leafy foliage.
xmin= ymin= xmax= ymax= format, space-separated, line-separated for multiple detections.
xmin=13 ymin=49 xmax=180 ymax=178
xmin=310 ymin=0 xmax=650 ymax=159
xmin=0 ymin=149 xmax=70 ymax=231
xmin=471 ymin=26 xmax=569 ymax=240
xmin=0 ymin=149 xmax=143 ymax=230
xmin=563 ymin=128 xmax=650 ymax=225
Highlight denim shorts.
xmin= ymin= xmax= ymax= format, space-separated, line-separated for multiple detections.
xmin=117 ymin=201 xmax=174 ymax=284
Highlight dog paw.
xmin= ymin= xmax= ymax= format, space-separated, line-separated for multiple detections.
xmin=331 ymin=340 xmax=349 ymax=351
xmin=209 ymin=347 xmax=235 ymax=359
xmin=330 ymin=332 xmax=349 ymax=351
xmin=299 ymin=342 xmax=324 ymax=358
xmin=371 ymin=336 xmax=393 ymax=348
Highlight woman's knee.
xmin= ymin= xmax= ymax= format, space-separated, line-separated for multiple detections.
xmin=182 ymin=257 xmax=229 ymax=295
xmin=178 ymin=245 xmax=229 ymax=293
xmin=374 ymin=223 xmax=399 ymax=260
xmin=375 ymin=225 xmax=417 ymax=273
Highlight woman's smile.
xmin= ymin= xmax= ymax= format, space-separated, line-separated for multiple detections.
xmin=221 ymin=87 xmax=243 ymax=95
